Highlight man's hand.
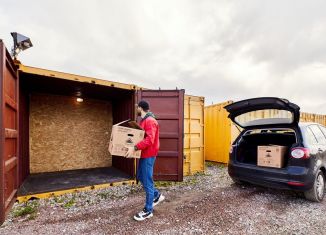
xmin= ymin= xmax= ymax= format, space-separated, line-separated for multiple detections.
xmin=125 ymin=146 xmax=135 ymax=158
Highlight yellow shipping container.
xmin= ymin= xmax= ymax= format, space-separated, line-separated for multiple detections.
xmin=204 ymin=101 xmax=241 ymax=164
xmin=205 ymin=101 xmax=326 ymax=164
xmin=183 ymin=95 xmax=205 ymax=175
xmin=300 ymin=113 xmax=326 ymax=126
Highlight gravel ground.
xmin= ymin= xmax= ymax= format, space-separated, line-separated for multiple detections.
xmin=1 ymin=163 xmax=326 ymax=234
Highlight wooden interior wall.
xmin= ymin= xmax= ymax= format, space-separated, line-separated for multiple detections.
xmin=29 ymin=93 xmax=113 ymax=173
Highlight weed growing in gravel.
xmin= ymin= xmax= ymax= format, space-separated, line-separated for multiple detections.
xmin=12 ymin=200 xmax=39 ymax=219
xmin=184 ymin=178 xmax=199 ymax=186
xmin=97 ymin=192 xmax=111 ymax=200
xmin=218 ymin=164 xmax=227 ymax=169
xmin=205 ymin=161 xmax=227 ymax=169
xmin=193 ymin=171 xmax=212 ymax=177
xmin=193 ymin=171 xmax=206 ymax=176
xmin=155 ymin=177 xmax=200 ymax=188
xmin=63 ymin=197 xmax=76 ymax=209
xmin=155 ymin=181 xmax=176 ymax=188
xmin=53 ymin=196 xmax=65 ymax=204
xmin=129 ymin=185 xmax=141 ymax=194
xmin=205 ymin=161 xmax=216 ymax=167
xmin=97 ymin=191 xmax=125 ymax=200
xmin=26 ymin=212 xmax=38 ymax=221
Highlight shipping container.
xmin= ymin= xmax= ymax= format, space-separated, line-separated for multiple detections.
xmin=0 ymin=41 xmax=185 ymax=224
xmin=205 ymin=100 xmax=326 ymax=164
xmin=183 ymin=95 xmax=205 ymax=175
xmin=133 ymin=89 xmax=206 ymax=176
xmin=204 ymin=101 xmax=240 ymax=164
xmin=300 ymin=112 xmax=326 ymax=126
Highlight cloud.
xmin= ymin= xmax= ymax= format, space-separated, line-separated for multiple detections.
xmin=1 ymin=0 xmax=326 ymax=113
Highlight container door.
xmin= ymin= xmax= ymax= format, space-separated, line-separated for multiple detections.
xmin=137 ymin=90 xmax=184 ymax=181
xmin=0 ymin=41 xmax=19 ymax=224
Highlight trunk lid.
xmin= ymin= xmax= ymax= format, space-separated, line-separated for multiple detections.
xmin=224 ymin=97 xmax=300 ymax=128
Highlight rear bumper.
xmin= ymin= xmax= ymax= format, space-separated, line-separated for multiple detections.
xmin=228 ymin=160 xmax=314 ymax=191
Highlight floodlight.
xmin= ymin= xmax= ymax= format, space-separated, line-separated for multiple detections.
xmin=11 ymin=32 xmax=33 ymax=59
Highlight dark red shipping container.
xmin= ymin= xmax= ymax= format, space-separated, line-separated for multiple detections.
xmin=0 ymin=41 xmax=185 ymax=224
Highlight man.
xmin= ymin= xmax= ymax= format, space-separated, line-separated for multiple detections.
xmin=126 ymin=100 xmax=165 ymax=221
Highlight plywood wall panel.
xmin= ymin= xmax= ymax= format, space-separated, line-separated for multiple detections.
xmin=30 ymin=93 xmax=112 ymax=173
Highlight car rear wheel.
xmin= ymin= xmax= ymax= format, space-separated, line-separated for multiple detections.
xmin=304 ymin=170 xmax=325 ymax=202
xmin=231 ymin=177 xmax=246 ymax=185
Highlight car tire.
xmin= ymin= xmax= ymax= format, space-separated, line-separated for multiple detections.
xmin=231 ymin=178 xmax=245 ymax=185
xmin=304 ymin=170 xmax=325 ymax=202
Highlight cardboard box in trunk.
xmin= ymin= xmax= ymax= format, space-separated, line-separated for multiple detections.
xmin=108 ymin=120 xmax=145 ymax=158
xmin=257 ymin=145 xmax=288 ymax=168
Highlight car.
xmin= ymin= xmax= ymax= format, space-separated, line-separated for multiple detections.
xmin=224 ymin=97 xmax=326 ymax=202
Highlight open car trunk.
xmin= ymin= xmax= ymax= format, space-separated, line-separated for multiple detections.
xmin=224 ymin=97 xmax=300 ymax=128
xmin=236 ymin=130 xmax=297 ymax=167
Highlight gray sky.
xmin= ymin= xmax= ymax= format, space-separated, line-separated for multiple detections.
xmin=1 ymin=0 xmax=326 ymax=113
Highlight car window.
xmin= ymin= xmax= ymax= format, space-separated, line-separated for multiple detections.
xmin=309 ymin=125 xmax=326 ymax=145
xmin=306 ymin=127 xmax=318 ymax=146
xmin=234 ymin=109 xmax=294 ymax=127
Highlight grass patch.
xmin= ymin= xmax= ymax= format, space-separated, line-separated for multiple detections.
xmin=12 ymin=200 xmax=39 ymax=218
xmin=53 ymin=196 xmax=65 ymax=204
xmin=97 ymin=191 xmax=125 ymax=200
xmin=129 ymin=185 xmax=141 ymax=194
xmin=63 ymin=197 xmax=76 ymax=209
xmin=185 ymin=178 xmax=199 ymax=185
xmin=155 ymin=177 xmax=200 ymax=188
xmin=97 ymin=192 xmax=111 ymax=200
xmin=27 ymin=212 xmax=38 ymax=221
xmin=205 ymin=161 xmax=227 ymax=169
xmin=155 ymin=181 xmax=176 ymax=188
xmin=217 ymin=163 xmax=227 ymax=169
xmin=205 ymin=161 xmax=216 ymax=167
xmin=193 ymin=171 xmax=211 ymax=177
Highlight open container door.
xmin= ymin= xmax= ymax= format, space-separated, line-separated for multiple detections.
xmin=137 ymin=90 xmax=185 ymax=181
xmin=0 ymin=41 xmax=19 ymax=224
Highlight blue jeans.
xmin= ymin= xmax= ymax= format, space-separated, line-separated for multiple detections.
xmin=137 ymin=157 xmax=160 ymax=212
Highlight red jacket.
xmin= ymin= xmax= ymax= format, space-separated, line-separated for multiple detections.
xmin=136 ymin=115 xmax=160 ymax=158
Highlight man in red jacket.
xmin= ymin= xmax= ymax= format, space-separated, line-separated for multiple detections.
xmin=125 ymin=100 xmax=165 ymax=221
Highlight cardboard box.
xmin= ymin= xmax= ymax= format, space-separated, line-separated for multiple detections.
xmin=257 ymin=145 xmax=288 ymax=168
xmin=108 ymin=120 xmax=145 ymax=158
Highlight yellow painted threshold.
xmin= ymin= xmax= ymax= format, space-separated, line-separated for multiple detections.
xmin=17 ymin=179 xmax=136 ymax=203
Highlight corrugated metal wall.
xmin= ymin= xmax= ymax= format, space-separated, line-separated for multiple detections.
xmin=183 ymin=95 xmax=205 ymax=175
xmin=204 ymin=101 xmax=233 ymax=164
xmin=0 ymin=42 xmax=19 ymax=223
xmin=205 ymin=101 xmax=326 ymax=163
xmin=300 ymin=112 xmax=326 ymax=126
xmin=138 ymin=90 xmax=185 ymax=181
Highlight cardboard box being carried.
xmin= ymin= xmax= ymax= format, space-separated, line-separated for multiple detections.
xmin=257 ymin=145 xmax=288 ymax=168
xmin=108 ymin=120 xmax=145 ymax=158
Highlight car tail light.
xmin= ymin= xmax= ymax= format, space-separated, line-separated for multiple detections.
xmin=291 ymin=147 xmax=310 ymax=159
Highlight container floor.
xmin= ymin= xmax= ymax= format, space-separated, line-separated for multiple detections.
xmin=18 ymin=167 xmax=132 ymax=196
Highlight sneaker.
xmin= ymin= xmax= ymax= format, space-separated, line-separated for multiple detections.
xmin=153 ymin=194 xmax=165 ymax=207
xmin=133 ymin=208 xmax=153 ymax=221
